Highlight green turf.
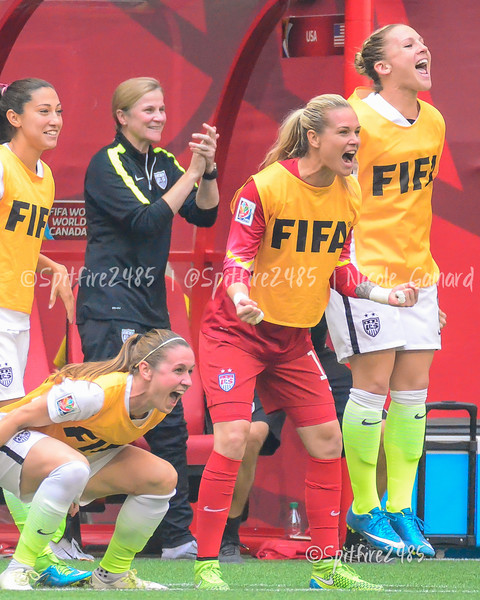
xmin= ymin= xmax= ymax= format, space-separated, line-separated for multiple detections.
xmin=1 ymin=557 xmax=479 ymax=598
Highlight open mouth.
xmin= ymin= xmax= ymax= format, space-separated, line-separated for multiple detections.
xmin=415 ymin=59 xmax=429 ymax=75
xmin=342 ymin=151 xmax=356 ymax=166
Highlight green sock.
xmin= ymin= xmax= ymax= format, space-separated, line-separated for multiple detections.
xmin=101 ymin=494 xmax=171 ymax=573
xmin=384 ymin=396 xmax=426 ymax=512
xmin=3 ymin=489 xmax=65 ymax=571
xmin=342 ymin=390 xmax=385 ymax=514
xmin=13 ymin=496 xmax=67 ymax=568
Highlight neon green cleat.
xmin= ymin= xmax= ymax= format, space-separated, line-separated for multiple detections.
xmin=310 ymin=558 xmax=383 ymax=590
xmin=194 ymin=559 xmax=229 ymax=590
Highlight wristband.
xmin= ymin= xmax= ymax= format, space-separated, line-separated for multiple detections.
xmin=232 ymin=292 xmax=249 ymax=307
xmin=368 ymin=286 xmax=391 ymax=305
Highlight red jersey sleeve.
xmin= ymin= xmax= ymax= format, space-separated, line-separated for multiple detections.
xmin=223 ymin=179 xmax=266 ymax=290
xmin=329 ymin=229 xmax=369 ymax=297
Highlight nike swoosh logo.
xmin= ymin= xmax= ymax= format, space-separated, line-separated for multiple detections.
xmin=37 ymin=529 xmax=55 ymax=536
xmin=134 ymin=175 xmax=144 ymax=181
xmin=361 ymin=419 xmax=382 ymax=426
xmin=362 ymin=530 xmax=405 ymax=549
xmin=315 ymin=575 xmax=334 ymax=586
xmin=330 ymin=510 xmax=340 ymax=516
xmin=414 ymin=413 xmax=426 ymax=419
xmin=202 ymin=506 xmax=228 ymax=513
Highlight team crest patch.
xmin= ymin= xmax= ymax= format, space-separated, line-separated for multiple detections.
xmin=56 ymin=394 xmax=80 ymax=417
xmin=154 ymin=170 xmax=168 ymax=189
xmin=218 ymin=369 xmax=235 ymax=392
xmin=362 ymin=313 xmax=380 ymax=337
xmin=234 ymin=197 xmax=256 ymax=226
xmin=13 ymin=431 xmax=30 ymax=443
xmin=0 ymin=365 xmax=13 ymax=388
xmin=121 ymin=328 xmax=136 ymax=343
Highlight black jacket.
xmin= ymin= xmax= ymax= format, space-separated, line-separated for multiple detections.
xmin=77 ymin=132 xmax=217 ymax=328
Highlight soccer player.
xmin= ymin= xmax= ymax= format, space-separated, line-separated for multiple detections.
xmin=0 ymin=78 xmax=88 ymax=586
xmin=326 ymin=24 xmax=444 ymax=558
xmin=194 ymin=94 xmax=417 ymax=591
xmin=0 ymin=329 xmax=194 ymax=590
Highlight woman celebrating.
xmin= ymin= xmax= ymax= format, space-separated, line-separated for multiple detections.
xmin=0 ymin=328 xmax=194 ymax=590
xmin=194 ymin=94 xmax=416 ymax=591
xmin=0 ymin=78 xmax=84 ymax=586
xmin=77 ymin=77 xmax=219 ymax=560
xmin=326 ymin=24 xmax=444 ymax=558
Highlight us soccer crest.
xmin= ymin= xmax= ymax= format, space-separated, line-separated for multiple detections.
xmin=154 ymin=170 xmax=168 ymax=189
xmin=121 ymin=328 xmax=136 ymax=343
xmin=218 ymin=369 xmax=235 ymax=392
xmin=13 ymin=431 xmax=30 ymax=443
xmin=362 ymin=313 xmax=380 ymax=337
xmin=0 ymin=365 xmax=13 ymax=387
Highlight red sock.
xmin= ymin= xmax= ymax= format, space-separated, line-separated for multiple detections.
xmin=196 ymin=450 xmax=241 ymax=559
xmin=305 ymin=456 xmax=342 ymax=558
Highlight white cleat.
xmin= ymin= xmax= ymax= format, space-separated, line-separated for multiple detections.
xmin=0 ymin=567 xmax=38 ymax=590
xmin=91 ymin=568 xmax=168 ymax=590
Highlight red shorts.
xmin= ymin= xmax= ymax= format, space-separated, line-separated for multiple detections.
xmin=199 ymin=332 xmax=336 ymax=428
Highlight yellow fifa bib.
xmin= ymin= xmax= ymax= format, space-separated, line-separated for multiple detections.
xmin=0 ymin=146 xmax=55 ymax=313
xmin=350 ymin=88 xmax=445 ymax=287
xmin=239 ymin=162 xmax=361 ymax=327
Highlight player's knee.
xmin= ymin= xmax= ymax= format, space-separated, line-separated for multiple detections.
xmin=216 ymin=421 xmax=250 ymax=458
xmin=50 ymin=460 xmax=91 ymax=497
xmin=144 ymin=461 xmax=177 ymax=496
xmin=246 ymin=421 xmax=269 ymax=450
xmin=158 ymin=463 xmax=178 ymax=495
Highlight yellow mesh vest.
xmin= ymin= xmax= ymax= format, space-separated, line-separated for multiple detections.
xmin=0 ymin=146 xmax=55 ymax=314
xmin=349 ymin=88 xmax=444 ymax=287
xmin=233 ymin=162 xmax=361 ymax=328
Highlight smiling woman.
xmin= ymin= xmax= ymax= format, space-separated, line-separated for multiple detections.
xmin=0 ymin=328 xmax=194 ymax=590
xmin=0 ymin=78 xmax=79 ymax=588
xmin=76 ymin=76 xmax=220 ymax=562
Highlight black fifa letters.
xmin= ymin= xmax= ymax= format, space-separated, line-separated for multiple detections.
xmin=5 ymin=200 xmax=49 ymax=238
xmin=271 ymin=219 xmax=347 ymax=253
xmin=372 ymin=155 xmax=437 ymax=196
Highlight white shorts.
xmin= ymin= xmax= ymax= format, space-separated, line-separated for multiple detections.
xmin=325 ymin=285 xmax=441 ymax=363
xmin=0 ymin=329 xmax=29 ymax=401
xmin=0 ymin=422 xmax=127 ymax=504
xmin=0 ymin=428 xmax=47 ymax=501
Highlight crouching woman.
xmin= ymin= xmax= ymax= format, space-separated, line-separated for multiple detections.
xmin=0 ymin=329 xmax=194 ymax=590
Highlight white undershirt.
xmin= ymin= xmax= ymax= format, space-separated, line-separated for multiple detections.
xmin=362 ymin=92 xmax=415 ymax=127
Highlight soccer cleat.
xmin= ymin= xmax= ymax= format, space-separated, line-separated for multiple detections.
xmin=162 ymin=539 xmax=198 ymax=560
xmin=0 ymin=567 xmax=39 ymax=590
xmin=91 ymin=568 xmax=168 ymax=590
xmin=310 ymin=558 xmax=383 ymax=590
xmin=386 ymin=508 xmax=435 ymax=557
xmin=194 ymin=559 xmax=229 ymax=590
xmin=49 ymin=537 xmax=94 ymax=561
xmin=347 ymin=506 xmax=406 ymax=556
xmin=36 ymin=563 xmax=92 ymax=587
xmin=219 ymin=540 xmax=244 ymax=564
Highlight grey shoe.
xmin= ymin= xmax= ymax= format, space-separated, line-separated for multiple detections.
xmin=219 ymin=541 xmax=245 ymax=564
xmin=49 ymin=537 xmax=94 ymax=562
xmin=161 ymin=539 xmax=197 ymax=560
